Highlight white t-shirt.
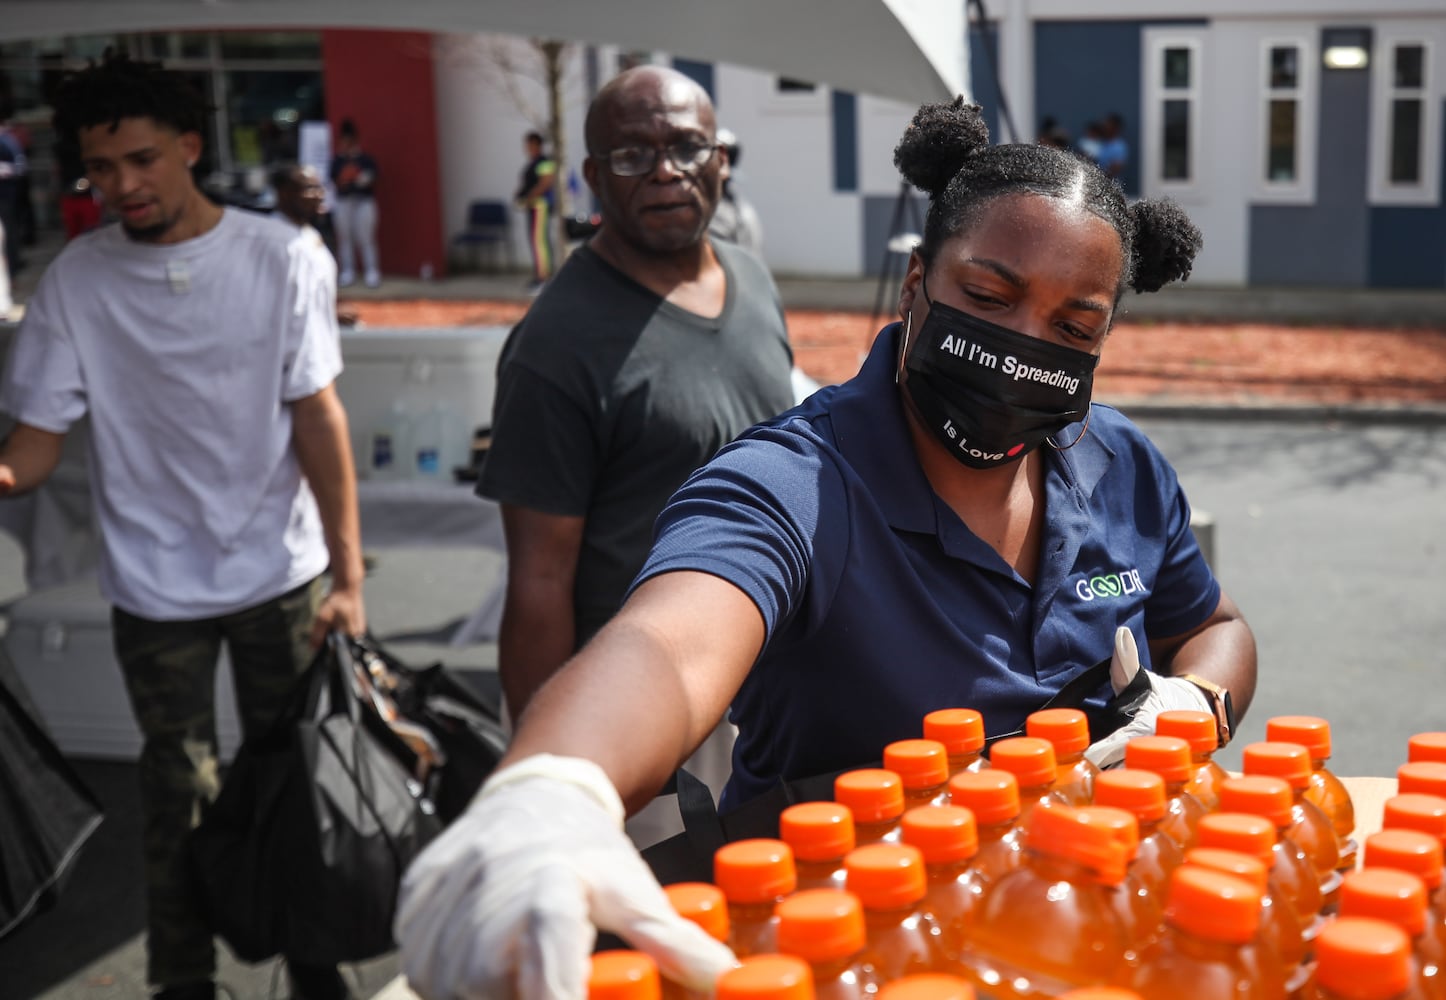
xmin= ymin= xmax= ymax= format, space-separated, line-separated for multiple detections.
xmin=0 ymin=209 xmax=343 ymax=619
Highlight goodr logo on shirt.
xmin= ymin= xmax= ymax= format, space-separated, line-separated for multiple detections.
xmin=1075 ymin=567 xmax=1147 ymax=601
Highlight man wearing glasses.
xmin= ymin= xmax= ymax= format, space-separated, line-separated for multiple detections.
xmin=477 ymin=65 xmax=794 ymax=841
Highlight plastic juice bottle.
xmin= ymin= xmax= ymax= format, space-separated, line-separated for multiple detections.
xmin=878 ymin=974 xmax=977 ymax=1000
xmin=1339 ymin=868 xmax=1443 ymax=1000
xmin=1383 ymin=795 xmax=1446 ymax=848
xmin=1094 ymin=768 xmax=1187 ymax=900
xmin=1364 ymin=829 xmax=1446 ymax=920
xmin=1312 ymin=917 xmax=1415 ymax=1000
xmin=1243 ymin=741 xmax=1345 ymax=911
xmin=1124 ymin=736 xmax=1208 ymax=849
xmin=1129 ymin=866 xmax=1277 ymax=1000
xmin=665 ymin=881 xmax=731 ymax=945
xmin=775 ymin=889 xmax=881 ymax=1000
xmin=1184 ymin=848 xmax=1299 ymax=995
xmin=590 ymin=951 xmax=662 ymax=1000
xmin=1410 ymin=734 xmax=1446 ymax=765
xmin=959 ymin=803 xmax=1134 ymax=998
xmin=947 ymin=769 xmax=1024 ymax=884
xmin=1266 ymin=717 xmax=1358 ymax=875
xmin=835 ymin=769 xmax=906 ymax=846
xmin=1027 ymin=708 xmax=1099 ymax=805
xmin=714 ymin=838 xmax=798 ymax=957
xmin=1399 ymin=764 xmax=1446 ymax=800
xmin=1076 ymin=804 xmax=1164 ymax=957
xmin=924 ymin=709 xmax=989 ymax=778
xmin=885 ymin=740 xmax=952 ymax=809
xmin=900 ymin=805 xmax=984 ymax=972
xmin=716 ymin=955 xmax=816 ymax=1000
xmin=1156 ymin=710 xmax=1230 ymax=812
xmin=1217 ymin=779 xmax=1327 ymax=944
xmin=843 ymin=842 xmax=942 ymax=983
xmin=781 ymin=802 xmax=857 ymax=892
xmin=989 ymin=737 xmax=1063 ymax=829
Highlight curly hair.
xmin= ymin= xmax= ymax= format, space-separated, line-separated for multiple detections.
xmin=893 ymin=97 xmax=1202 ymax=296
xmin=51 ymin=49 xmax=212 ymax=161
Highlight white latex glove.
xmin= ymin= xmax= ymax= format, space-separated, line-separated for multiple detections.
xmin=395 ymin=753 xmax=737 ymax=1000
xmin=1083 ymin=626 xmax=1212 ymax=769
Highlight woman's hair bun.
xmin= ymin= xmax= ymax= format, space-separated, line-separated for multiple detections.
xmin=893 ymin=97 xmax=991 ymax=200
xmin=1129 ymin=197 xmax=1204 ymax=293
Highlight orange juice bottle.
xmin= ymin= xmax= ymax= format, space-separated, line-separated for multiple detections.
xmin=1027 ymin=708 xmax=1098 ymax=805
xmin=1184 ymin=848 xmax=1300 ymax=994
xmin=590 ymin=951 xmax=662 ymax=1000
xmin=1125 ymin=736 xmax=1208 ymax=849
xmin=781 ymin=802 xmax=857 ymax=893
xmin=775 ymin=889 xmax=881 ymax=1000
xmin=1312 ymin=917 xmax=1415 ymax=1000
xmin=1156 ymin=710 xmax=1229 ymax=813
xmin=1217 ymin=779 xmax=1327 ymax=945
xmin=1267 ymin=717 xmax=1358 ymax=875
xmin=716 ymin=955 xmax=816 ymax=1000
xmin=1339 ymin=867 xmax=1443 ymax=1000
xmin=715 ymin=838 xmax=798 ymax=957
xmin=960 ymin=803 xmax=1134 ymax=998
xmin=886 ymin=740 xmax=952 ymax=809
xmin=1410 ymin=734 xmax=1446 ymax=765
xmin=1364 ymin=828 xmax=1446 ymax=921
xmin=947 ymin=769 xmax=1024 ymax=884
xmin=900 ymin=805 xmax=984 ymax=972
xmin=1243 ymin=742 xmax=1345 ymax=911
xmin=1129 ymin=866 xmax=1277 ymax=1000
xmin=1383 ymin=795 xmax=1446 ymax=848
xmin=844 ymin=843 xmax=941 ymax=982
xmin=835 ymin=769 xmax=906 ymax=846
xmin=879 ymin=974 xmax=977 ymax=1000
xmin=664 ymin=881 xmax=731 ymax=945
xmin=1094 ymin=768 xmax=1187 ymax=899
xmin=990 ymin=737 xmax=1064 ymax=829
xmin=1076 ymin=804 xmax=1164 ymax=956
xmin=1399 ymin=764 xmax=1446 ymax=800
xmin=924 ymin=709 xmax=988 ymax=778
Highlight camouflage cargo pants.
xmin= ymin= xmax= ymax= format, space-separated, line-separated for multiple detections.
xmin=112 ymin=577 xmax=322 ymax=988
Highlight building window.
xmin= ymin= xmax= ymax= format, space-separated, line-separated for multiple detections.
xmin=776 ymin=77 xmax=817 ymax=93
xmin=1266 ymin=45 xmax=1300 ymax=181
xmin=1388 ymin=44 xmax=1425 ymax=184
xmin=1256 ymin=37 xmax=1316 ymax=203
xmin=1370 ymin=31 xmax=1440 ymax=205
xmin=1145 ymin=37 xmax=1201 ymax=188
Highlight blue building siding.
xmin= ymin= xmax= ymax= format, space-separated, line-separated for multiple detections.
xmin=969 ymin=21 xmax=1003 ymax=142
xmin=832 ymin=90 xmax=859 ymax=193
xmin=671 ymin=58 xmax=715 ymax=102
xmin=1367 ymin=101 xmax=1446 ymax=289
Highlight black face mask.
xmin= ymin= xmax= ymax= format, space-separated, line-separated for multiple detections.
xmin=899 ymin=283 xmax=1099 ymax=469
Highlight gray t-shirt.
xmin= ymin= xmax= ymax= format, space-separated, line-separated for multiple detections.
xmin=478 ymin=241 xmax=795 ymax=643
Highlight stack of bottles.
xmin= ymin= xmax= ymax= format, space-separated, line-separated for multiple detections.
xmin=590 ymin=718 xmax=1446 ymax=1000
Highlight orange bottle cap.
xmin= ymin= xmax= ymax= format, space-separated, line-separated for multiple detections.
xmin=1409 ymin=732 xmax=1446 ymax=764
xmin=884 ymin=739 xmax=951 ymax=790
xmin=834 ymin=769 xmax=905 ymax=823
xmin=947 ymin=770 xmax=1020 ymax=826
xmin=1074 ymin=805 xmax=1140 ymax=862
xmin=1026 ymin=708 xmax=1091 ymax=756
xmin=1124 ymin=735 xmax=1193 ymax=783
xmin=775 ymin=889 xmax=866 ymax=962
xmin=1026 ymin=803 xmax=1128 ymax=885
xmin=1183 ymin=848 xmax=1269 ymax=894
xmin=1340 ymin=868 xmax=1429 ymax=936
xmin=1363 ymin=828 xmax=1444 ymax=890
xmin=1218 ymin=776 xmax=1294 ymax=829
xmin=843 ymin=843 xmax=927 ymax=910
xmin=1382 ymin=793 xmax=1446 ymax=843
xmin=1196 ymin=811 xmax=1279 ymax=865
xmin=878 ymin=974 xmax=977 ymax=1000
xmin=923 ymin=709 xmax=985 ymax=756
xmin=1055 ymin=991 xmax=1143 ymax=1000
xmin=589 ymin=951 xmax=661 ymax=1000
xmin=716 ymin=955 xmax=815 ymax=1000
xmin=1314 ymin=917 xmax=1412 ymax=999
xmin=900 ymin=805 xmax=979 ymax=864
xmin=1093 ymin=769 xmax=1167 ymax=822
xmin=1165 ymin=865 xmax=1261 ymax=943
xmin=780 ymin=802 xmax=856 ymax=862
xmin=663 ymin=883 xmax=730 ymax=942
xmin=714 ymin=839 xmax=797 ymax=903
xmin=1241 ymin=741 xmax=1313 ymax=790
xmin=1397 ymin=762 xmax=1446 ymax=799
xmin=990 ymin=737 xmax=1058 ymax=789
xmin=1266 ymin=716 xmax=1333 ymax=759
xmin=1154 ymin=710 xmax=1219 ymax=754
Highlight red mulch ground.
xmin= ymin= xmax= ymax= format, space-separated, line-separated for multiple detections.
xmin=348 ymin=300 xmax=1446 ymax=409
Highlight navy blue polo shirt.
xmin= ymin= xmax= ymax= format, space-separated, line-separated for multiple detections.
xmin=636 ymin=324 xmax=1220 ymax=808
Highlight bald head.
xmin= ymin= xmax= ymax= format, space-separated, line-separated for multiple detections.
xmin=585 ymin=65 xmax=717 ymax=156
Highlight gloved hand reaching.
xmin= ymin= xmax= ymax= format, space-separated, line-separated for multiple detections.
xmin=394 ymin=753 xmax=737 ymax=1000
xmin=1083 ymin=626 xmax=1212 ymax=769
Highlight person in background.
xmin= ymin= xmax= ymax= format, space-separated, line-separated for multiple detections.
xmin=0 ymin=98 xmax=27 ymax=277
xmin=515 ymin=130 xmax=557 ymax=292
xmin=0 ymin=52 xmax=365 ymax=1000
xmin=395 ymin=96 xmax=1255 ymax=1000
xmin=1098 ymin=111 xmax=1129 ymax=183
xmin=707 ymin=126 xmax=764 ymax=256
xmin=1036 ymin=114 xmax=1072 ymax=150
xmin=328 ymin=117 xmax=379 ymax=288
xmin=1077 ymin=118 xmax=1105 ymax=166
xmin=271 ymin=162 xmax=357 ymax=327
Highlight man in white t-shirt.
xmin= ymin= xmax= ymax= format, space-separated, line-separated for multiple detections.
xmin=0 ymin=53 xmax=364 ymax=1000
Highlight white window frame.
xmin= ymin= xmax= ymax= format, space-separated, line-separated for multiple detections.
xmin=1256 ymin=36 xmax=1317 ymax=203
xmin=1143 ymin=32 xmax=1205 ymax=200
xmin=1370 ymin=30 xmax=1441 ymax=206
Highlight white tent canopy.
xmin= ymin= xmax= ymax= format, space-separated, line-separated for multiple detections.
xmin=0 ymin=0 xmax=969 ymax=105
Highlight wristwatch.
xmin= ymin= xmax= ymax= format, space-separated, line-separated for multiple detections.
xmin=1179 ymin=673 xmax=1235 ymax=749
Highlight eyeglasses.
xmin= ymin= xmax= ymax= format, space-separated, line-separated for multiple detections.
xmin=597 ymin=140 xmax=718 ymax=177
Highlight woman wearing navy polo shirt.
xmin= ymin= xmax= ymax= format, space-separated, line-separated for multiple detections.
xmin=396 ymin=99 xmax=1259 ymax=1000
